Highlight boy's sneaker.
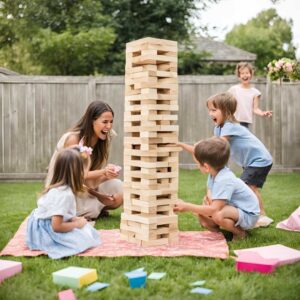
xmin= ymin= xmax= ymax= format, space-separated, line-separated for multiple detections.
xmin=255 ymin=215 xmax=274 ymax=228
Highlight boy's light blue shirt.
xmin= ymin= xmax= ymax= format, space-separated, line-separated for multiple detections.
xmin=207 ymin=167 xmax=260 ymax=216
xmin=214 ymin=121 xmax=272 ymax=167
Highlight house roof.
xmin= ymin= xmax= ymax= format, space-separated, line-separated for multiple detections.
xmin=0 ymin=67 xmax=19 ymax=76
xmin=186 ymin=36 xmax=257 ymax=63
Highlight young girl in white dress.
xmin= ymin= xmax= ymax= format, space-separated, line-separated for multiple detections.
xmin=26 ymin=146 xmax=101 ymax=259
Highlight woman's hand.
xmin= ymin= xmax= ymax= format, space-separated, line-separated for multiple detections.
xmin=104 ymin=164 xmax=121 ymax=179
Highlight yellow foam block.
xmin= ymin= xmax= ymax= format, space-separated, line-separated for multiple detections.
xmin=52 ymin=266 xmax=97 ymax=288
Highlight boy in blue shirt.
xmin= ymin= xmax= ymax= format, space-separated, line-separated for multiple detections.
xmin=174 ymin=137 xmax=260 ymax=240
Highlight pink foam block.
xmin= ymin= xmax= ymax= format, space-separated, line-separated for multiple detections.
xmin=0 ymin=259 xmax=22 ymax=283
xmin=58 ymin=289 xmax=77 ymax=300
xmin=234 ymin=244 xmax=300 ymax=267
xmin=236 ymin=252 xmax=279 ymax=273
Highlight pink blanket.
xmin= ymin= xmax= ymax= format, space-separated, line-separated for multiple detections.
xmin=276 ymin=207 xmax=300 ymax=232
xmin=0 ymin=220 xmax=229 ymax=259
xmin=0 ymin=219 xmax=228 ymax=259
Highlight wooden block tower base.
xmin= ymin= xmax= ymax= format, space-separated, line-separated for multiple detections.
xmin=120 ymin=37 xmax=180 ymax=246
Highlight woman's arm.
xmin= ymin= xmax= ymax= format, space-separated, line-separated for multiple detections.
xmin=64 ymin=133 xmax=80 ymax=147
xmin=51 ymin=215 xmax=87 ymax=233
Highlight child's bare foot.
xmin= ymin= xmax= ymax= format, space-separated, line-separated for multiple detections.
xmin=206 ymin=226 xmax=221 ymax=233
xmin=232 ymin=231 xmax=247 ymax=241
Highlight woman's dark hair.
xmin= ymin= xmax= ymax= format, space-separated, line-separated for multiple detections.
xmin=71 ymin=101 xmax=114 ymax=170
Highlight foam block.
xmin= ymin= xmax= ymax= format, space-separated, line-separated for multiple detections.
xmin=236 ymin=252 xmax=279 ymax=273
xmin=52 ymin=267 xmax=97 ymax=288
xmin=86 ymin=282 xmax=110 ymax=292
xmin=234 ymin=244 xmax=300 ymax=267
xmin=0 ymin=259 xmax=22 ymax=283
xmin=125 ymin=271 xmax=147 ymax=288
xmin=57 ymin=289 xmax=77 ymax=300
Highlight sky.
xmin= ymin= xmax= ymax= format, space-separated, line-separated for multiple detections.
xmin=198 ymin=0 xmax=300 ymax=58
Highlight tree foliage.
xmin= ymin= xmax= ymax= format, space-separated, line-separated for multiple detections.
xmin=0 ymin=0 xmax=115 ymax=75
xmin=225 ymin=8 xmax=296 ymax=75
xmin=0 ymin=0 xmax=219 ymax=75
xmin=100 ymin=0 xmax=219 ymax=74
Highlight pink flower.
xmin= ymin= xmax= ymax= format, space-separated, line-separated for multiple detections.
xmin=284 ymin=63 xmax=293 ymax=72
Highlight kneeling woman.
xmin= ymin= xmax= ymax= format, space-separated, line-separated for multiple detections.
xmin=45 ymin=101 xmax=123 ymax=220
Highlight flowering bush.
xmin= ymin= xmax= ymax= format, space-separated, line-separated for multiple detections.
xmin=267 ymin=58 xmax=300 ymax=81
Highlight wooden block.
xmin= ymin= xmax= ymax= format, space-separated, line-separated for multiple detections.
xmin=0 ymin=259 xmax=22 ymax=283
xmin=125 ymin=65 xmax=158 ymax=74
xmin=52 ymin=267 xmax=97 ymax=289
xmin=126 ymin=37 xmax=177 ymax=48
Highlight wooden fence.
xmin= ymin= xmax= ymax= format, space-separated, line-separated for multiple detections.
xmin=1 ymin=75 xmax=299 ymax=180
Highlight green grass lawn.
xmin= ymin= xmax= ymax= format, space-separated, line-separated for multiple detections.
xmin=0 ymin=171 xmax=300 ymax=300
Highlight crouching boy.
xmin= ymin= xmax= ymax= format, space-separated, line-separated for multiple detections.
xmin=174 ymin=137 xmax=259 ymax=240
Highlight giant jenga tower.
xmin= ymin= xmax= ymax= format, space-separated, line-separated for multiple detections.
xmin=120 ymin=37 xmax=180 ymax=246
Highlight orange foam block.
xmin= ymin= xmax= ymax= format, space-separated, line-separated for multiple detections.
xmin=0 ymin=259 xmax=22 ymax=283
xmin=58 ymin=289 xmax=77 ymax=300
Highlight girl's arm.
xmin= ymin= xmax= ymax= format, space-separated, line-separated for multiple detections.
xmin=253 ymin=95 xmax=272 ymax=117
xmin=51 ymin=215 xmax=87 ymax=233
xmin=174 ymin=199 xmax=225 ymax=217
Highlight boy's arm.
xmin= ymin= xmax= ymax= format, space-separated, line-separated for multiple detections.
xmin=253 ymin=95 xmax=272 ymax=117
xmin=177 ymin=142 xmax=194 ymax=154
xmin=174 ymin=199 xmax=226 ymax=218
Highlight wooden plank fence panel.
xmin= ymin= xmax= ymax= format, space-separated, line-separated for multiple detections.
xmin=0 ymin=75 xmax=300 ymax=180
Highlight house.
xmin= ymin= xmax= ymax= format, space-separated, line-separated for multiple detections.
xmin=184 ymin=36 xmax=256 ymax=63
xmin=0 ymin=67 xmax=19 ymax=76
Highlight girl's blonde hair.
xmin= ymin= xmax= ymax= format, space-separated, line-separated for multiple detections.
xmin=235 ymin=62 xmax=254 ymax=77
xmin=207 ymin=92 xmax=238 ymax=123
xmin=43 ymin=147 xmax=88 ymax=196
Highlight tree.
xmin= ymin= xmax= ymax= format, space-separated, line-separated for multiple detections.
xmin=97 ymin=0 xmax=219 ymax=74
xmin=0 ymin=0 xmax=116 ymax=75
xmin=225 ymin=8 xmax=296 ymax=74
xmin=0 ymin=0 xmax=219 ymax=75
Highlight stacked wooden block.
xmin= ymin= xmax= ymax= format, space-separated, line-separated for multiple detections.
xmin=120 ymin=37 xmax=181 ymax=246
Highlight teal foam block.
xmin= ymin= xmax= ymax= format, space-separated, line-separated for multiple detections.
xmin=125 ymin=271 xmax=147 ymax=288
xmin=52 ymin=266 xmax=97 ymax=288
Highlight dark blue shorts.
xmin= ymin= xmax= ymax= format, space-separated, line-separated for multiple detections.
xmin=240 ymin=164 xmax=272 ymax=188
xmin=240 ymin=122 xmax=250 ymax=128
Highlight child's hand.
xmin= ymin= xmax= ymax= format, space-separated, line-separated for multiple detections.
xmin=203 ymin=195 xmax=212 ymax=206
xmin=263 ymin=110 xmax=272 ymax=118
xmin=74 ymin=217 xmax=87 ymax=228
xmin=174 ymin=199 xmax=187 ymax=212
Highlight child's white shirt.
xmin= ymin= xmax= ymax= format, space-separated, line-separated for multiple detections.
xmin=34 ymin=185 xmax=76 ymax=221
xmin=228 ymin=84 xmax=261 ymax=123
